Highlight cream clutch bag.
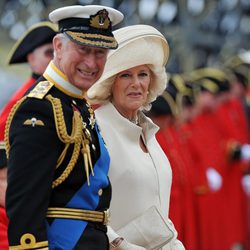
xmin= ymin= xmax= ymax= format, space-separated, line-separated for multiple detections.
xmin=117 ymin=206 xmax=175 ymax=250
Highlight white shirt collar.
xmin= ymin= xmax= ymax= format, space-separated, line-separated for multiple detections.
xmin=43 ymin=61 xmax=84 ymax=99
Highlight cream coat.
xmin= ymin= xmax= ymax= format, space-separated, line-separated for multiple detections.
xmin=95 ymin=102 xmax=185 ymax=250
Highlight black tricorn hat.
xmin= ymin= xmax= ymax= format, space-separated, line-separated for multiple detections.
xmin=150 ymin=94 xmax=173 ymax=116
xmin=7 ymin=21 xmax=58 ymax=65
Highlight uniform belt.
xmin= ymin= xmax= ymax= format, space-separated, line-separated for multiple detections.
xmin=46 ymin=207 xmax=110 ymax=225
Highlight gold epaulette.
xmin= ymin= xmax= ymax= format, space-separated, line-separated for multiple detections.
xmin=9 ymin=233 xmax=48 ymax=250
xmin=27 ymin=81 xmax=54 ymax=99
xmin=4 ymin=82 xmax=53 ymax=158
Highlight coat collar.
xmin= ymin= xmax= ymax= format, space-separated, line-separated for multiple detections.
xmin=97 ymin=102 xmax=159 ymax=143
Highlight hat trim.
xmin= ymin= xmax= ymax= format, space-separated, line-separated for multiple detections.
xmin=7 ymin=21 xmax=58 ymax=65
xmin=190 ymin=68 xmax=227 ymax=82
xmin=66 ymin=31 xmax=117 ymax=48
xmin=171 ymin=74 xmax=186 ymax=93
xmin=162 ymin=91 xmax=178 ymax=116
xmin=201 ymin=79 xmax=219 ymax=93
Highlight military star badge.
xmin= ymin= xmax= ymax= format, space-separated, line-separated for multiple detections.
xmin=88 ymin=116 xmax=95 ymax=129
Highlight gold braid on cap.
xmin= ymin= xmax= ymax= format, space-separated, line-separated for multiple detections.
xmin=66 ymin=31 xmax=117 ymax=48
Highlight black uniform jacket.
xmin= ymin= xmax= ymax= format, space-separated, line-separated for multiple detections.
xmin=5 ymin=75 xmax=111 ymax=250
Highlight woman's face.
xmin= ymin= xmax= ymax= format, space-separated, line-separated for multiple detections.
xmin=111 ymin=65 xmax=151 ymax=119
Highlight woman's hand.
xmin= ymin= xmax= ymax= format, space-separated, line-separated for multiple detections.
xmin=110 ymin=237 xmax=146 ymax=250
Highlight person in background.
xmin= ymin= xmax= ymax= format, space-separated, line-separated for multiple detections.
xmin=225 ymin=51 xmax=250 ymax=134
xmin=0 ymin=20 xmax=57 ymax=250
xmin=187 ymin=68 xmax=249 ymax=250
xmin=87 ymin=24 xmax=185 ymax=250
xmin=4 ymin=5 xmax=123 ymax=249
xmin=147 ymin=76 xmax=198 ymax=250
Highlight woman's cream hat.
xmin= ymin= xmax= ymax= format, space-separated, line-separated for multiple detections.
xmin=87 ymin=24 xmax=169 ymax=106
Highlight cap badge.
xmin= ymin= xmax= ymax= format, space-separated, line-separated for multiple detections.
xmin=90 ymin=9 xmax=110 ymax=29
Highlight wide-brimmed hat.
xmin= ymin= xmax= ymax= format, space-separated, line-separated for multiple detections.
xmin=49 ymin=5 xmax=124 ymax=49
xmin=7 ymin=21 xmax=58 ymax=64
xmin=87 ymin=24 xmax=169 ymax=106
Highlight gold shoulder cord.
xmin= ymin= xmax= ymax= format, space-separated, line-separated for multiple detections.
xmin=46 ymin=95 xmax=94 ymax=188
xmin=46 ymin=95 xmax=83 ymax=188
xmin=4 ymin=96 xmax=28 ymax=159
xmin=5 ymin=94 xmax=94 ymax=188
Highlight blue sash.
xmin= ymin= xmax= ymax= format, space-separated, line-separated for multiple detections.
xmin=47 ymin=127 xmax=110 ymax=249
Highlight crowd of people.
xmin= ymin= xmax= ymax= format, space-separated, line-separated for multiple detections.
xmin=148 ymin=62 xmax=250 ymax=250
xmin=0 ymin=3 xmax=250 ymax=250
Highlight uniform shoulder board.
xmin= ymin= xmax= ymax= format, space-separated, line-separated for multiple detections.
xmin=27 ymin=81 xmax=54 ymax=99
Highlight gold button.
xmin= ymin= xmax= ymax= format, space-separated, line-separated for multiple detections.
xmin=98 ymin=189 xmax=103 ymax=196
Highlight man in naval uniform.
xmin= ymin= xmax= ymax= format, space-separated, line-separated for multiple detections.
xmin=4 ymin=5 xmax=123 ymax=250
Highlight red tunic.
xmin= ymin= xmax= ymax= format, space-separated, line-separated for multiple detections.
xmin=215 ymin=97 xmax=249 ymax=249
xmin=0 ymin=207 xmax=8 ymax=250
xmin=156 ymin=123 xmax=198 ymax=250
xmin=183 ymin=111 xmax=230 ymax=250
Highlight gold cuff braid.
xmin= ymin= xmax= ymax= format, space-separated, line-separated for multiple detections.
xmin=9 ymin=233 xmax=48 ymax=250
xmin=46 ymin=207 xmax=110 ymax=225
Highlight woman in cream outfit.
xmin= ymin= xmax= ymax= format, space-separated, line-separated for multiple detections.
xmin=87 ymin=25 xmax=185 ymax=250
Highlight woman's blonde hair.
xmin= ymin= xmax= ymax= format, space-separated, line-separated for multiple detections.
xmin=87 ymin=24 xmax=169 ymax=110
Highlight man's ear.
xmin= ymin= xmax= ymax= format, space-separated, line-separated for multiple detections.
xmin=26 ymin=51 xmax=34 ymax=64
xmin=53 ymin=36 xmax=63 ymax=59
